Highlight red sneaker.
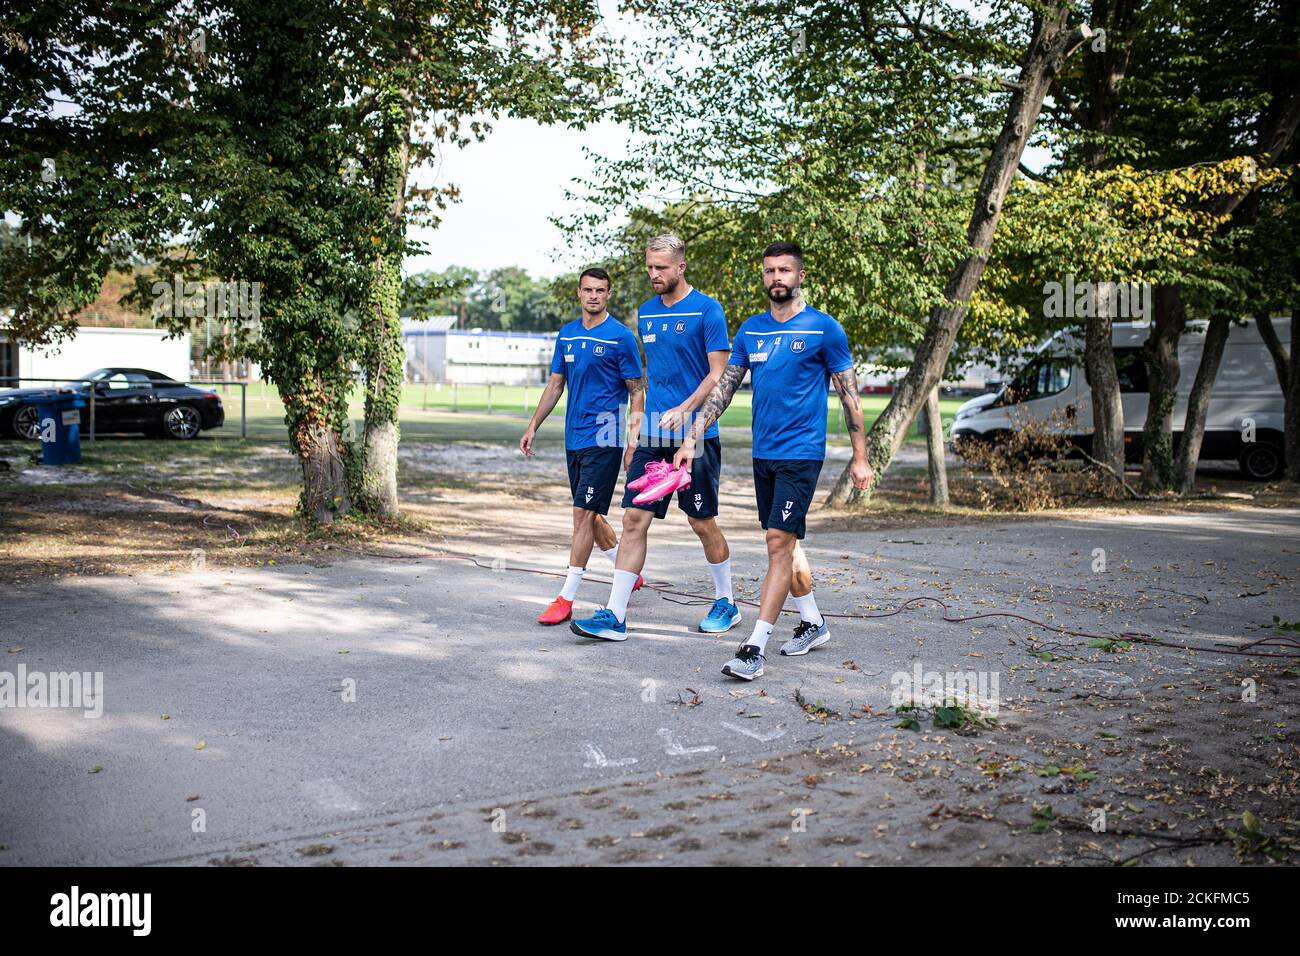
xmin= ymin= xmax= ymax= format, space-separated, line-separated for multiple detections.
xmin=537 ymin=596 xmax=573 ymax=625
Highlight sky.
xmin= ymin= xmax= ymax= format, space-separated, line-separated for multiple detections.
xmin=403 ymin=116 xmax=632 ymax=281
xmin=405 ymin=2 xmax=1054 ymax=283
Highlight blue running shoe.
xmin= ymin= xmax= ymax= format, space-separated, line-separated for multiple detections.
xmin=570 ymin=608 xmax=628 ymax=642
xmin=698 ymin=598 xmax=742 ymax=633
xmin=721 ymin=644 xmax=765 ymax=681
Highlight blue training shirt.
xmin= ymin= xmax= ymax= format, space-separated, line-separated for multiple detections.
xmin=550 ymin=315 xmax=642 ymax=450
xmin=635 ymin=288 xmax=730 ymax=442
xmin=729 ymin=306 xmax=854 ymax=460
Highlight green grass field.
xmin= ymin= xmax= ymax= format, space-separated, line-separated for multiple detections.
xmin=223 ymin=380 xmax=961 ymax=446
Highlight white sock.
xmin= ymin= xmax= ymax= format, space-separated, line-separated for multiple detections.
xmin=559 ymin=566 xmax=585 ymax=602
xmin=602 ymin=545 xmax=619 ymax=567
xmin=746 ymin=620 xmax=775 ymax=655
xmin=793 ymin=592 xmax=824 ymax=627
xmin=607 ymin=569 xmax=640 ymax=623
xmin=708 ymin=557 xmax=733 ymax=602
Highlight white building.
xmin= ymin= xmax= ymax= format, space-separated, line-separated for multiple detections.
xmin=0 ymin=323 xmax=193 ymax=386
xmin=403 ymin=317 xmax=559 ymax=385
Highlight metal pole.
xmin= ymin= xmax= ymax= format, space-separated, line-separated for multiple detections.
xmin=453 ymin=381 xmax=458 ymax=412
xmin=88 ymin=383 xmax=95 ymax=442
xmin=487 ymin=383 xmax=492 ymax=415
xmin=241 ymin=382 xmax=247 ymax=438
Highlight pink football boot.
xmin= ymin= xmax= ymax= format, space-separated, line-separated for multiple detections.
xmin=632 ymin=463 xmax=692 ymax=505
xmin=626 ymin=458 xmax=670 ymax=492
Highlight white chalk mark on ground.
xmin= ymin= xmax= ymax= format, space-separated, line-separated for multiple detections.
xmin=657 ymin=728 xmax=717 ymax=755
xmin=721 ymin=721 xmax=787 ymax=743
xmin=301 ymin=779 xmax=362 ymax=813
xmin=582 ymin=744 xmax=638 ymax=768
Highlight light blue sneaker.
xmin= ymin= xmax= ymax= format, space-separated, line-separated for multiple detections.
xmin=721 ymin=644 xmax=765 ymax=681
xmin=780 ymin=619 xmax=830 ymax=656
xmin=570 ymin=608 xmax=628 ymax=642
xmin=698 ymin=597 xmax=742 ymax=634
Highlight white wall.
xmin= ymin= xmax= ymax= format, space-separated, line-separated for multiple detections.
xmin=19 ymin=328 xmax=192 ymax=384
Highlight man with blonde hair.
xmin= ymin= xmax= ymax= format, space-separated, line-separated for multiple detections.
xmin=571 ymin=233 xmax=741 ymax=641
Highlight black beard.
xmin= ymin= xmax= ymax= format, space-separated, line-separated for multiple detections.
xmin=767 ymin=285 xmax=794 ymax=303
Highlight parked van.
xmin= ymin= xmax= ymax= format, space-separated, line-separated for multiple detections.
xmin=951 ymin=319 xmax=1289 ymax=480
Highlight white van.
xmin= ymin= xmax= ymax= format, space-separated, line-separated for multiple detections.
xmin=951 ymin=319 xmax=1290 ymax=480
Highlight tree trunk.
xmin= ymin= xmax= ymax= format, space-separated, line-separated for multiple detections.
xmin=1173 ymin=313 xmax=1232 ymax=494
xmin=1139 ymin=284 xmax=1185 ymax=490
xmin=298 ymin=415 xmax=352 ymax=525
xmin=1259 ymin=310 xmax=1298 ymax=482
xmin=357 ymin=90 xmax=412 ymax=519
xmin=828 ymin=6 xmax=1093 ymax=506
xmin=1074 ymin=0 xmax=1138 ymax=490
xmin=1170 ymin=89 xmax=1300 ymax=493
xmin=924 ymin=386 xmax=949 ymax=505
xmin=1083 ymin=288 xmax=1125 ymax=482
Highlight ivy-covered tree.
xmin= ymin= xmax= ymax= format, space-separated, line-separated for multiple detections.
xmin=2 ymin=0 xmax=617 ymax=523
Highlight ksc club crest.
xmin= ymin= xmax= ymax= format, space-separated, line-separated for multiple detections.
xmin=791 ymin=338 xmax=806 ymax=352
xmin=594 ymin=345 xmax=606 ymax=355
xmin=674 ymin=320 xmax=686 ymax=334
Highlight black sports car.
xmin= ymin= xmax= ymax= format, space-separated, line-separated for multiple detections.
xmin=0 ymin=368 xmax=225 ymax=440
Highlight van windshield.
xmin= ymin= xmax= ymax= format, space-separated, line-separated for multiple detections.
xmin=1006 ymin=357 xmax=1072 ymax=403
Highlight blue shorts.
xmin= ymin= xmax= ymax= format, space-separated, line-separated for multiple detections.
xmin=566 ymin=445 xmax=622 ymax=514
xmin=622 ymin=437 xmax=722 ymax=520
xmin=753 ymin=458 xmax=823 ymax=539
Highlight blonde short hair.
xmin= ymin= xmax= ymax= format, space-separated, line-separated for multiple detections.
xmin=645 ymin=233 xmax=686 ymax=260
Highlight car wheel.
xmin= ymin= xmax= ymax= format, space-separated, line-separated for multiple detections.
xmin=1238 ymin=442 xmax=1284 ymax=481
xmin=162 ymin=404 xmax=202 ymax=440
xmin=11 ymin=405 xmax=41 ymax=440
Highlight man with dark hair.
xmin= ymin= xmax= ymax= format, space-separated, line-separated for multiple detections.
xmin=762 ymin=241 xmax=804 ymax=268
xmin=522 ymin=268 xmax=645 ymax=625
xmin=674 ymin=242 xmax=873 ymax=679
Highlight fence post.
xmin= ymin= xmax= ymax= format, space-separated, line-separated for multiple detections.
xmin=453 ymin=382 xmax=458 ymax=412
xmin=88 ymin=384 xmax=96 ymax=442
xmin=487 ymin=383 xmax=493 ymax=415
xmin=240 ymin=382 xmax=247 ymax=439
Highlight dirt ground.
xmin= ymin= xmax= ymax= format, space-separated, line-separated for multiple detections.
xmin=2 ymin=434 xmax=1294 ymax=584
xmin=4 ymin=436 xmax=1298 ymax=867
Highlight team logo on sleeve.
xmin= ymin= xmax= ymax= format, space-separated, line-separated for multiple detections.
xmin=674 ymin=320 xmax=686 ymax=334
xmin=792 ymin=338 xmax=805 ymax=352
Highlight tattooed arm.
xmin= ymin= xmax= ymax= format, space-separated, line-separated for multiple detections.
xmin=831 ymin=367 xmax=874 ymax=489
xmin=671 ymin=364 xmax=747 ymax=471
xmin=623 ymin=375 xmax=646 ymax=470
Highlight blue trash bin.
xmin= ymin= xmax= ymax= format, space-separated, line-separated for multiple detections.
xmin=33 ymin=392 xmax=86 ymax=465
